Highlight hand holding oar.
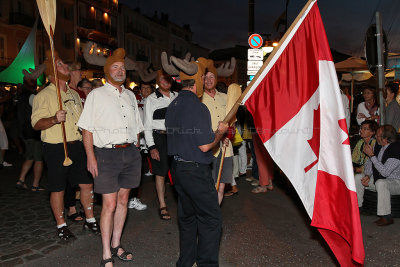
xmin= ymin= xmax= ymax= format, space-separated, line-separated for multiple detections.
xmin=215 ymin=83 xmax=242 ymax=191
xmin=36 ymin=0 xmax=72 ymax=166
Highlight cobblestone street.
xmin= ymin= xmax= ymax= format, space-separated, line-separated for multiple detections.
xmin=1 ymin=152 xmax=400 ymax=266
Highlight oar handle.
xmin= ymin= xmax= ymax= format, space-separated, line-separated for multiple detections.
xmin=49 ymin=27 xmax=72 ymax=166
xmin=215 ymin=147 xmax=227 ymax=191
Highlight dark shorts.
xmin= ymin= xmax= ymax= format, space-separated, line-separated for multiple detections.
xmin=94 ymin=145 xmax=142 ymax=194
xmin=150 ymin=132 xmax=171 ymax=177
xmin=24 ymin=139 xmax=43 ymax=161
xmin=43 ymin=141 xmax=93 ymax=192
xmin=212 ymin=154 xmax=233 ymax=184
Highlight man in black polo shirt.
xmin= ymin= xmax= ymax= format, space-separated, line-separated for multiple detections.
xmin=165 ymin=74 xmax=229 ymax=267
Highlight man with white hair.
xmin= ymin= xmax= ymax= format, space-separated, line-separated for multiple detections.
xmin=78 ymin=48 xmax=143 ymax=267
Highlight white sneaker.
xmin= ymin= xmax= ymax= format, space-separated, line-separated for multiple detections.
xmin=144 ymin=171 xmax=153 ymax=176
xmin=2 ymin=161 xmax=12 ymax=167
xmin=128 ymin=198 xmax=147 ymax=210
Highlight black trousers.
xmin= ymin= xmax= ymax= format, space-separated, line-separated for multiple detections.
xmin=172 ymin=160 xmax=222 ymax=267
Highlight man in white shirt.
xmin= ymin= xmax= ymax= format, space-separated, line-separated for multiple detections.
xmin=356 ymin=125 xmax=400 ymax=226
xmin=78 ymin=48 xmax=144 ymax=266
xmin=144 ymin=70 xmax=178 ymax=220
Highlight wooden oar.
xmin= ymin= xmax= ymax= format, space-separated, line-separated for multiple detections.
xmin=215 ymin=83 xmax=242 ymax=191
xmin=36 ymin=0 xmax=72 ymax=166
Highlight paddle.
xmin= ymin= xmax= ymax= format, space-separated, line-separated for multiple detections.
xmin=36 ymin=0 xmax=72 ymax=166
xmin=215 ymin=83 xmax=242 ymax=191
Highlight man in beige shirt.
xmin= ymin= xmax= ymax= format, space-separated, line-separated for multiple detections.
xmin=78 ymin=48 xmax=143 ymax=266
xmin=31 ymin=51 xmax=97 ymax=241
xmin=201 ymin=63 xmax=234 ymax=204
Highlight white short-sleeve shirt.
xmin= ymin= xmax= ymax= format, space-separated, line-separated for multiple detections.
xmin=77 ymin=82 xmax=144 ymax=148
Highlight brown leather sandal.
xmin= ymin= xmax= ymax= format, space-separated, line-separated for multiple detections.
xmin=111 ymin=244 xmax=134 ymax=261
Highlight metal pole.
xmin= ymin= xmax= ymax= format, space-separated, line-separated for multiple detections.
xmin=376 ymin=12 xmax=385 ymax=125
xmin=249 ymin=0 xmax=255 ymax=36
xmin=285 ymin=0 xmax=289 ymax=31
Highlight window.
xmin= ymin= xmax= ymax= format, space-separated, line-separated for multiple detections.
xmin=0 ymin=36 xmax=5 ymax=60
xmin=63 ymin=33 xmax=74 ymax=49
xmin=63 ymin=5 xmax=73 ymax=20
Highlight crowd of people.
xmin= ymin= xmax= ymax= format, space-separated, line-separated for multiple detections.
xmin=1 ymin=45 xmax=400 ymax=266
xmin=350 ymin=82 xmax=400 ymax=226
xmin=0 ymin=46 xmax=273 ymax=267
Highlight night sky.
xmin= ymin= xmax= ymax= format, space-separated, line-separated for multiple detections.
xmin=121 ymin=0 xmax=400 ymax=56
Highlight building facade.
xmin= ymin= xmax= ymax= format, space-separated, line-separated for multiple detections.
xmin=0 ymin=0 xmax=209 ymax=83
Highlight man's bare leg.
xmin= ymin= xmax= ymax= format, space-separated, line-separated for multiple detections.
xmin=16 ymin=160 xmax=33 ymax=188
xmin=155 ymin=175 xmax=170 ymax=218
xmin=50 ymin=191 xmax=65 ymax=225
xmin=32 ymin=161 xmax=44 ymax=188
xmin=101 ymin=192 xmax=117 ymax=264
xmin=111 ymin=188 xmax=132 ymax=260
xmin=79 ymin=183 xmax=95 ymax=219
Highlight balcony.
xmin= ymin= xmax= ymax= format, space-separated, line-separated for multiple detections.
xmin=9 ymin=12 xmax=35 ymax=27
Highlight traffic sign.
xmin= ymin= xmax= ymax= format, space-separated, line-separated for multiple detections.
xmin=247 ymin=60 xmax=263 ymax=71
xmin=247 ymin=70 xmax=258 ymax=76
xmin=248 ymin=49 xmax=263 ymax=60
xmin=248 ymin=33 xmax=263 ymax=49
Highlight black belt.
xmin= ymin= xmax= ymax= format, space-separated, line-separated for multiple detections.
xmin=153 ymin=130 xmax=167 ymax=134
xmin=108 ymin=143 xmax=133 ymax=148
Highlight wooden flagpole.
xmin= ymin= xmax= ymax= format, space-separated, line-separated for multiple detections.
xmin=36 ymin=0 xmax=72 ymax=166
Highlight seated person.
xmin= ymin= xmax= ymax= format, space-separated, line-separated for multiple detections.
xmin=354 ymin=125 xmax=400 ymax=226
xmin=352 ymin=120 xmax=378 ymax=174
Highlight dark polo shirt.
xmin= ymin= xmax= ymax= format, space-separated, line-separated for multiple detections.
xmin=165 ymin=90 xmax=215 ymax=164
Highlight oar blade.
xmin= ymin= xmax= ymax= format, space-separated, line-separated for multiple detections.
xmin=36 ymin=0 xmax=56 ymax=36
xmin=225 ymin=83 xmax=242 ymax=123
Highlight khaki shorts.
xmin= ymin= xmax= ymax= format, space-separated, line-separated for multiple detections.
xmin=94 ymin=145 xmax=142 ymax=194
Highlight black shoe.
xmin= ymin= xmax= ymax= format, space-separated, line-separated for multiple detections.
xmin=83 ymin=220 xmax=101 ymax=235
xmin=57 ymin=226 xmax=76 ymax=240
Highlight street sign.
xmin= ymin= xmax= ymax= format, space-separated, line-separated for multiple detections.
xmin=248 ymin=49 xmax=263 ymax=60
xmin=247 ymin=60 xmax=263 ymax=71
xmin=247 ymin=70 xmax=258 ymax=76
xmin=248 ymin=33 xmax=263 ymax=49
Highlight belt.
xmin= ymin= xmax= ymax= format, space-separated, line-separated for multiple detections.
xmin=173 ymin=155 xmax=208 ymax=167
xmin=103 ymin=143 xmax=133 ymax=149
xmin=153 ymin=130 xmax=167 ymax=134
xmin=67 ymin=141 xmax=79 ymax=145
xmin=174 ymin=155 xmax=194 ymax=163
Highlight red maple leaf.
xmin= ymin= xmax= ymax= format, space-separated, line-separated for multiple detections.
xmin=304 ymin=105 xmax=320 ymax=173
xmin=338 ymin=118 xmax=350 ymax=145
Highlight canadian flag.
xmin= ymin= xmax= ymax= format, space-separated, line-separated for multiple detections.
xmin=242 ymin=1 xmax=365 ymax=266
